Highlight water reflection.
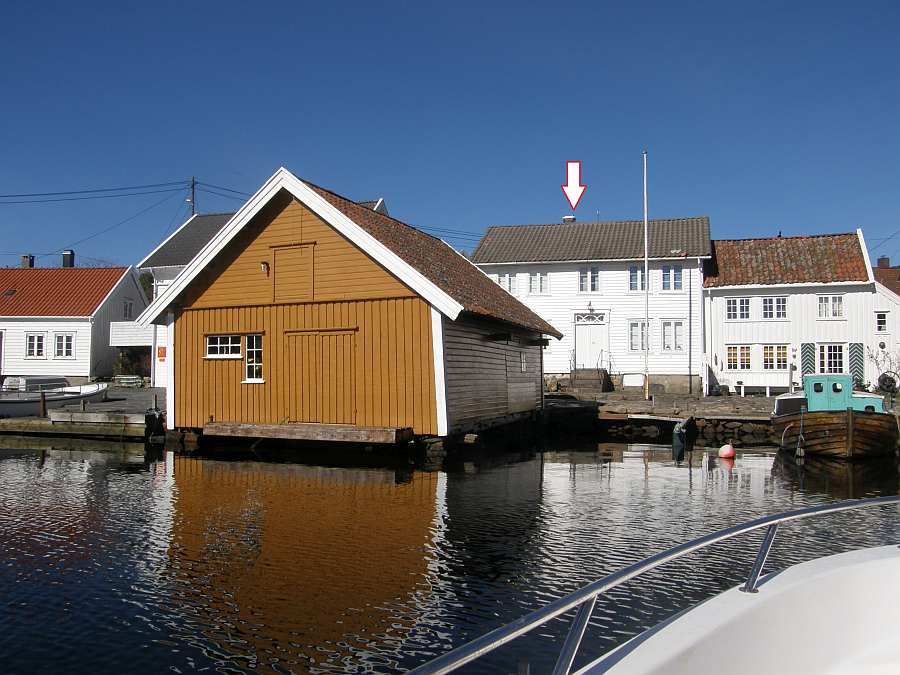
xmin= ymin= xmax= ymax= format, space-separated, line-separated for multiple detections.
xmin=1 ymin=442 xmax=899 ymax=674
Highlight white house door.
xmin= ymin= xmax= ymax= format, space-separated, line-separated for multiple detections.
xmin=574 ymin=312 xmax=609 ymax=370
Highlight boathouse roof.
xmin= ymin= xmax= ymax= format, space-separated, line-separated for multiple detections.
xmin=0 ymin=266 xmax=130 ymax=317
xmin=703 ymin=231 xmax=872 ymax=288
xmin=470 ymin=217 xmax=711 ymax=264
xmin=139 ymin=168 xmax=561 ymax=338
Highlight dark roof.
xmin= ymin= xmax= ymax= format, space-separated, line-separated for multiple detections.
xmin=0 ymin=267 xmax=128 ymax=316
xmin=140 ymin=213 xmax=234 ymax=268
xmin=703 ymin=233 xmax=869 ymax=287
xmin=874 ymin=265 xmax=900 ymax=296
xmin=305 ymin=183 xmax=562 ymax=337
xmin=356 ymin=200 xmax=379 ymax=209
xmin=471 ymin=217 xmax=711 ymax=264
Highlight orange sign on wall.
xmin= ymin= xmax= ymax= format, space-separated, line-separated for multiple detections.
xmin=157 ymin=346 xmax=167 ymax=361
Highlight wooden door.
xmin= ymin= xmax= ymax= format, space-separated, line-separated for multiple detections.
xmin=284 ymin=330 xmax=356 ymax=424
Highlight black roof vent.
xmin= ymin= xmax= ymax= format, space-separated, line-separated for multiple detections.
xmin=3 ymin=288 xmax=17 ymax=297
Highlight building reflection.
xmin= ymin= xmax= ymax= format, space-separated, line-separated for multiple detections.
xmin=165 ymin=456 xmax=439 ymax=671
xmin=771 ymin=451 xmax=900 ymax=500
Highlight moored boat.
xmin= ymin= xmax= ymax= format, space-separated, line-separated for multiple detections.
xmin=771 ymin=374 xmax=898 ymax=460
xmin=0 ymin=382 xmax=109 ymax=418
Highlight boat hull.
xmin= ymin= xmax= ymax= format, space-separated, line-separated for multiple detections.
xmin=772 ymin=408 xmax=899 ymax=460
xmin=0 ymin=383 xmax=109 ymax=418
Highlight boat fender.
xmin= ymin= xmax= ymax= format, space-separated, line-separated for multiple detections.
xmin=718 ymin=442 xmax=735 ymax=459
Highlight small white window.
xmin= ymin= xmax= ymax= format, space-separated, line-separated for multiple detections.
xmin=497 ymin=273 xmax=518 ymax=295
xmin=123 ymin=300 xmax=134 ymax=320
xmin=726 ymin=298 xmax=738 ymax=320
xmin=661 ymin=320 xmax=684 ymax=351
xmin=662 ymin=265 xmax=683 ymax=291
xmin=629 ymin=266 xmax=646 ymax=291
xmin=629 ymin=320 xmax=649 ymax=351
xmin=519 ymin=351 xmax=527 ymax=373
xmin=739 ymin=298 xmax=750 ymax=319
xmin=727 ymin=345 xmax=750 ymax=369
xmin=876 ymin=312 xmax=888 ymax=333
xmin=831 ymin=295 xmax=843 ymax=318
xmin=54 ymin=333 xmax=74 ymax=358
xmin=529 ymin=272 xmax=549 ymax=295
xmin=762 ymin=298 xmax=774 ymax=319
xmin=580 ymin=268 xmax=599 ymax=292
xmin=775 ymin=297 xmax=787 ymax=318
xmin=206 ymin=335 xmax=242 ymax=358
xmin=26 ymin=333 xmax=45 ymax=358
xmin=818 ymin=295 xmax=843 ymax=319
xmin=245 ymin=334 xmax=263 ymax=381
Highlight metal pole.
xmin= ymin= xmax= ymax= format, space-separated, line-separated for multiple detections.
xmin=190 ymin=176 xmax=196 ymax=216
xmin=643 ymin=150 xmax=650 ymax=400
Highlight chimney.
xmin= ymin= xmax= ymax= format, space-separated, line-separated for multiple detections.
xmin=878 ymin=255 xmax=891 ymax=268
xmin=61 ymin=250 xmax=75 ymax=268
xmin=20 ymin=254 xmax=34 ymax=268
xmin=562 ymin=215 xmax=576 ymax=224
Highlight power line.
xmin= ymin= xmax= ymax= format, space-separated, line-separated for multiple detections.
xmin=37 ymin=190 xmax=185 ymax=258
xmin=197 ymin=181 xmax=250 ymax=197
xmin=0 ymin=179 xmax=188 ymax=199
xmin=0 ymin=186 xmax=188 ymax=205
xmin=196 ymin=186 xmax=247 ymax=202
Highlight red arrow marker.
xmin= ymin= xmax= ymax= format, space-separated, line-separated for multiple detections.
xmin=561 ymin=160 xmax=586 ymax=210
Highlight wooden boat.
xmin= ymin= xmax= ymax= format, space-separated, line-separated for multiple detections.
xmin=0 ymin=383 xmax=109 ymax=418
xmin=772 ymin=374 xmax=899 ymax=460
xmin=771 ymin=451 xmax=899 ymax=499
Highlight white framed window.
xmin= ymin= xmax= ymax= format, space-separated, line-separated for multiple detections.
xmin=497 ymin=273 xmax=518 ymax=295
xmin=739 ymin=298 xmax=750 ymax=319
xmin=54 ymin=333 xmax=75 ymax=358
xmin=662 ymin=265 xmax=683 ymax=291
xmin=763 ymin=297 xmax=787 ymax=319
xmin=519 ymin=351 xmax=527 ymax=373
xmin=661 ymin=319 xmax=684 ymax=351
xmin=529 ymin=272 xmax=549 ymax=295
xmin=629 ymin=320 xmax=649 ymax=351
xmin=244 ymin=334 xmax=263 ymax=381
xmin=819 ymin=344 xmax=844 ymax=373
xmin=206 ymin=334 xmax=242 ymax=358
xmin=628 ymin=266 xmax=646 ymax=291
xmin=726 ymin=298 xmax=738 ymax=320
xmin=727 ymin=345 xmax=750 ymax=370
xmin=818 ymin=295 xmax=844 ymax=319
xmin=876 ymin=311 xmax=888 ymax=333
xmin=25 ymin=333 xmax=45 ymax=358
xmin=726 ymin=297 xmax=750 ymax=320
xmin=123 ymin=300 xmax=134 ymax=320
xmin=763 ymin=344 xmax=788 ymax=370
xmin=579 ymin=267 xmax=600 ymax=293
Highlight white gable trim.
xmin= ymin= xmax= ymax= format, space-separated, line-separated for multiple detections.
xmin=138 ymin=168 xmax=463 ymax=326
xmin=858 ymin=228 xmax=875 ymax=283
xmin=137 ymin=214 xmax=198 ymax=269
xmin=430 ymin=306 xmax=448 ymax=436
xmin=90 ymin=267 xmax=134 ymax=319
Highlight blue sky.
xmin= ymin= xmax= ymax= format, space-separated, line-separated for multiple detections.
xmin=1 ymin=1 xmax=899 ymax=265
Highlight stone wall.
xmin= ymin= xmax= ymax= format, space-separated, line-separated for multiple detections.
xmin=600 ymin=416 xmax=778 ymax=447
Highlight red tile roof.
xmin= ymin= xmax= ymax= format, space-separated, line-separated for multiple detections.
xmin=874 ymin=266 xmax=900 ymax=296
xmin=0 ymin=267 xmax=129 ymax=317
xmin=703 ymin=233 xmax=869 ymax=288
xmin=307 ymin=183 xmax=563 ymax=338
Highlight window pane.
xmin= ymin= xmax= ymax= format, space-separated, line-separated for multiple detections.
xmin=776 ymin=297 xmax=787 ymax=318
xmin=727 ymin=346 xmax=737 ymax=369
xmin=673 ymin=265 xmax=682 ymax=290
xmin=579 ymin=269 xmax=587 ymax=292
xmin=763 ymin=298 xmax=773 ymax=319
xmin=818 ymin=296 xmax=829 ymax=318
xmin=674 ymin=321 xmax=683 ymax=350
xmin=629 ymin=267 xmax=637 ymax=291
xmin=832 ymin=296 xmax=843 ymax=317
xmin=590 ymin=268 xmax=599 ymax=292
xmin=739 ymin=298 xmax=750 ymax=319
xmin=740 ymin=346 xmax=750 ymax=369
xmin=662 ymin=266 xmax=671 ymax=290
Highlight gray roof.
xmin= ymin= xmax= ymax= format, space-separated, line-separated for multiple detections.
xmin=140 ymin=213 xmax=234 ymax=268
xmin=471 ymin=216 xmax=712 ymax=264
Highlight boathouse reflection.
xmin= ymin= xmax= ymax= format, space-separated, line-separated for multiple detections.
xmin=166 ymin=456 xmax=439 ymax=671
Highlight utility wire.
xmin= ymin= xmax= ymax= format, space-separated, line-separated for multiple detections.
xmin=196 ymin=186 xmax=247 ymax=202
xmin=37 ymin=190 xmax=185 ymax=259
xmin=0 ymin=179 xmax=188 ymax=199
xmin=197 ymin=181 xmax=250 ymax=197
xmin=0 ymin=186 xmax=188 ymax=205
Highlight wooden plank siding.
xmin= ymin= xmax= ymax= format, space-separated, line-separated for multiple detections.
xmin=174 ymin=299 xmax=438 ymax=434
xmin=442 ymin=314 xmax=544 ymax=433
xmin=172 ymin=194 xmax=438 ymax=435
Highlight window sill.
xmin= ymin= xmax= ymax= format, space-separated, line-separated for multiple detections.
xmin=24 ymin=356 xmax=47 ymax=360
xmin=241 ymin=379 xmax=265 ymax=384
xmin=53 ymin=356 xmax=76 ymax=360
xmin=204 ymin=355 xmax=242 ymax=360
xmin=816 ymin=317 xmax=846 ymax=321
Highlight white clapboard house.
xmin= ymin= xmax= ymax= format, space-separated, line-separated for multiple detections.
xmin=702 ymin=230 xmax=900 ymax=395
xmin=0 ymin=257 xmax=145 ymax=386
xmin=472 ymin=216 xmax=712 ymax=393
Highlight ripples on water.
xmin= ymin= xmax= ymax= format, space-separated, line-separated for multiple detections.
xmin=1 ymin=443 xmax=898 ymax=673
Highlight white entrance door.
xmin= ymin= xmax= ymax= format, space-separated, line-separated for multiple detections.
xmin=574 ymin=312 xmax=609 ymax=370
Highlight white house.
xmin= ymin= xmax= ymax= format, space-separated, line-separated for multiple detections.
xmin=472 ymin=216 xmax=712 ymax=393
xmin=0 ymin=260 xmax=146 ymax=386
xmin=702 ymin=230 xmax=900 ymax=395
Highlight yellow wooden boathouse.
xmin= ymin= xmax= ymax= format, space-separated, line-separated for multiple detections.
xmin=139 ymin=168 xmax=559 ymax=441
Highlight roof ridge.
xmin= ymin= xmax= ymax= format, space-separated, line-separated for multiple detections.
xmin=713 ymin=232 xmax=857 ymax=243
xmin=486 ymin=216 xmax=710 ymax=230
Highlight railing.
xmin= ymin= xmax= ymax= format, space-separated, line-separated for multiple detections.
xmin=410 ymin=496 xmax=900 ymax=675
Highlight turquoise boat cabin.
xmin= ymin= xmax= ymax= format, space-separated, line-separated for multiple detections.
xmin=774 ymin=375 xmax=887 ymax=416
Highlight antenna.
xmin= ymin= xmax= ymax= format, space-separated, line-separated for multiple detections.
xmin=186 ymin=176 xmax=196 ymax=215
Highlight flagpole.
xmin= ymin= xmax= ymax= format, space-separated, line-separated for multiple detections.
xmin=643 ymin=150 xmax=650 ymax=401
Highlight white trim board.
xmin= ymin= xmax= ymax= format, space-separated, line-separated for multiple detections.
xmin=138 ymin=168 xmax=464 ymax=327
xmin=431 ymin=307 xmax=449 ymax=436
xmin=858 ymin=228 xmax=875 ymax=284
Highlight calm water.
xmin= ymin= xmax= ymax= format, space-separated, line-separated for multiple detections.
xmin=2 ymin=441 xmax=899 ymax=674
